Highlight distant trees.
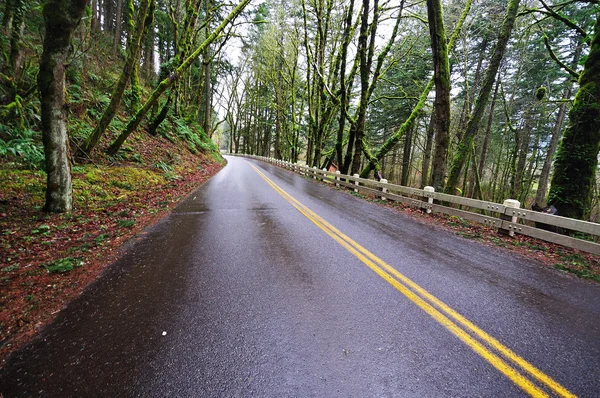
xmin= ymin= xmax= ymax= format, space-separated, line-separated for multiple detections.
xmin=230 ymin=0 xmax=599 ymax=221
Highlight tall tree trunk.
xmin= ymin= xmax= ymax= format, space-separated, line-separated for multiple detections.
xmin=478 ymin=75 xmax=500 ymax=179
xmin=401 ymin=122 xmax=414 ymax=186
xmin=444 ymin=0 xmax=520 ymax=194
xmin=38 ymin=0 xmax=88 ymax=213
xmin=535 ymin=41 xmax=582 ymax=206
xmin=535 ymin=87 xmax=571 ymax=206
xmin=105 ymin=0 xmax=114 ymax=32
xmin=201 ymin=0 xmax=212 ymax=137
xmin=347 ymin=0 xmax=372 ymax=174
xmin=8 ymin=0 xmax=26 ymax=80
xmin=3 ymin=0 xmax=15 ymax=34
xmin=128 ymin=0 xmax=151 ymax=112
xmin=335 ymin=0 xmax=355 ymax=169
xmin=91 ymin=0 xmax=101 ymax=32
xmin=549 ymin=14 xmax=600 ymax=219
xmin=142 ymin=19 xmax=155 ymax=79
xmin=513 ymin=114 xmax=532 ymax=200
xmin=427 ymin=0 xmax=451 ymax=191
xmin=421 ymin=110 xmax=435 ymax=187
xmin=114 ymin=0 xmax=123 ymax=49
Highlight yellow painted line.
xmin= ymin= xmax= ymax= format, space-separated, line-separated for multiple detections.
xmin=249 ymin=162 xmax=576 ymax=398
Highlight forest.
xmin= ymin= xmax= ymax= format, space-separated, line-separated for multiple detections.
xmin=220 ymin=0 xmax=599 ymax=222
xmin=0 ymin=0 xmax=599 ymax=221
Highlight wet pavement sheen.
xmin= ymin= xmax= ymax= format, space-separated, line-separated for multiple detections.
xmin=1 ymin=156 xmax=600 ymax=397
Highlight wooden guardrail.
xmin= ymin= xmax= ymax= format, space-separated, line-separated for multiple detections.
xmin=234 ymin=154 xmax=600 ymax=255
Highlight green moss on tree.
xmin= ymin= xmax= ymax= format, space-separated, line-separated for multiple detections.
xmin=548 ymin=15 xmax=600 ymax=219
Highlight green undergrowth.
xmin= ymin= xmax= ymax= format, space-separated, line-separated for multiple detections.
xmin=158 ymin=116 xmax=221 ymax=159
xmin=553 ymin=252 xmax=600 ymax=283
xmin=0 ymin=166 xmax=167 ymax=210
xmin=1 ymin=31 xmax=221 ymax=173
xmin=42 ymin=257 xmax=84 ymax=274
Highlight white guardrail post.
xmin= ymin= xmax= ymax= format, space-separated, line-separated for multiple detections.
xmin=424 ymin=186 xmax=435 ymax=214
xmin=353 ymin=174 xmax=360 ymax=192
xmin=500 ymin=199 xmax=520 ymax=237
xmin=335 ymin=171 xmax=341 ymax=187
xmin=380 ymin=179 xmax=388 ymax=200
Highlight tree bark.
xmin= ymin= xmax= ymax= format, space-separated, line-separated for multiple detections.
xmin=2 ymin=0 xmax=15 ymax=34
xmin=535 ymin=40 xmax=582 ymax=206
xmin=444 ymin=0 xmax=520 ymax=194
xmin=91 ymin=0 xmax=101 ymax=32
xmin=478 ymin=76 xmax=500 ymax=180
xmin=549 ymin=14 xmax=600 ymax=219
xmin=38 ymin=0 xmax=88 ymax=212
xmin=420 ymin=110 xmax=435 ymax=187
xmin=201 ymin=0 xmax=212 ymax=137
xmin=401 ymin=121 xmax=414 ymax=186
xmin=8 ymin=0 xmax=26 ymax=80
xmin=114 ymin=0 xmax=123 ymax=49
xmin=350 ymin=0 xmax=375 ymax=175
xmin=336 ymin=0 xmax=355 ymax=169
xmin=427 ymin=0 xmax=451 ymax=191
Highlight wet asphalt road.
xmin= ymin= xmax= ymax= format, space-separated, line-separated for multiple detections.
xmin=1 ymin=156 xmax=600 ymax=397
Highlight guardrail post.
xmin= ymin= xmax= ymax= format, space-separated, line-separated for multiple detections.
xmin=313 ymin=166 xmax=317 ymax=179
xmin=353 ymin=174 xmax=360 ymax=192
xmin=499 ymin=199 xmax=520 ymax=237
xmin=424 ymin=186 xmax=434 ymax=214
xmin=322 ymin=168 xmax=327 ymax=182
xmin=380 ymin=179 xmax=388 ymax=200
xmin=335 ymin=171 xmax=341 ymax=187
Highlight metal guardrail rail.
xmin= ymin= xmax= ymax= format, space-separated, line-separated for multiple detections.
xmin=233 ymin=154 xmax=600 ymax=255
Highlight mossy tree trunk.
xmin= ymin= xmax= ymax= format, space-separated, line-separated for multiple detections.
xmin=548 ymin=15 xmax=600 ymax=219
xmin=200 ymin=0 xmax=212 ymax=138
xmin=536 ymin=40 xmax=582 ymax=207
xmin=128 ymin=0 xmax=149 ymax=112
xmin=113 ymin=0 xmax=123 ymax=50
xmin=420 ymin=111 xmax=435 ymax=187
xmin=38 ymin=0 xmax=88 ymax=213
xmin=7 ymin=0 xmax=27 ymax=80
xmin=335 ymin=0 xmax=355 ymax=171
xmin=427 ymin=0 xmax=451 ymax=191
xmin=444 ymin=0 xmax=520 ymax=195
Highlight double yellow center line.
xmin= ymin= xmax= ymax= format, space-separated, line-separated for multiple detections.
xmin=249 ymin=163 xmax=575 ymax=398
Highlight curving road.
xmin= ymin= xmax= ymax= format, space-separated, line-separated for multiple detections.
xmin=1 ymin=156 xmax=600 ymax=397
